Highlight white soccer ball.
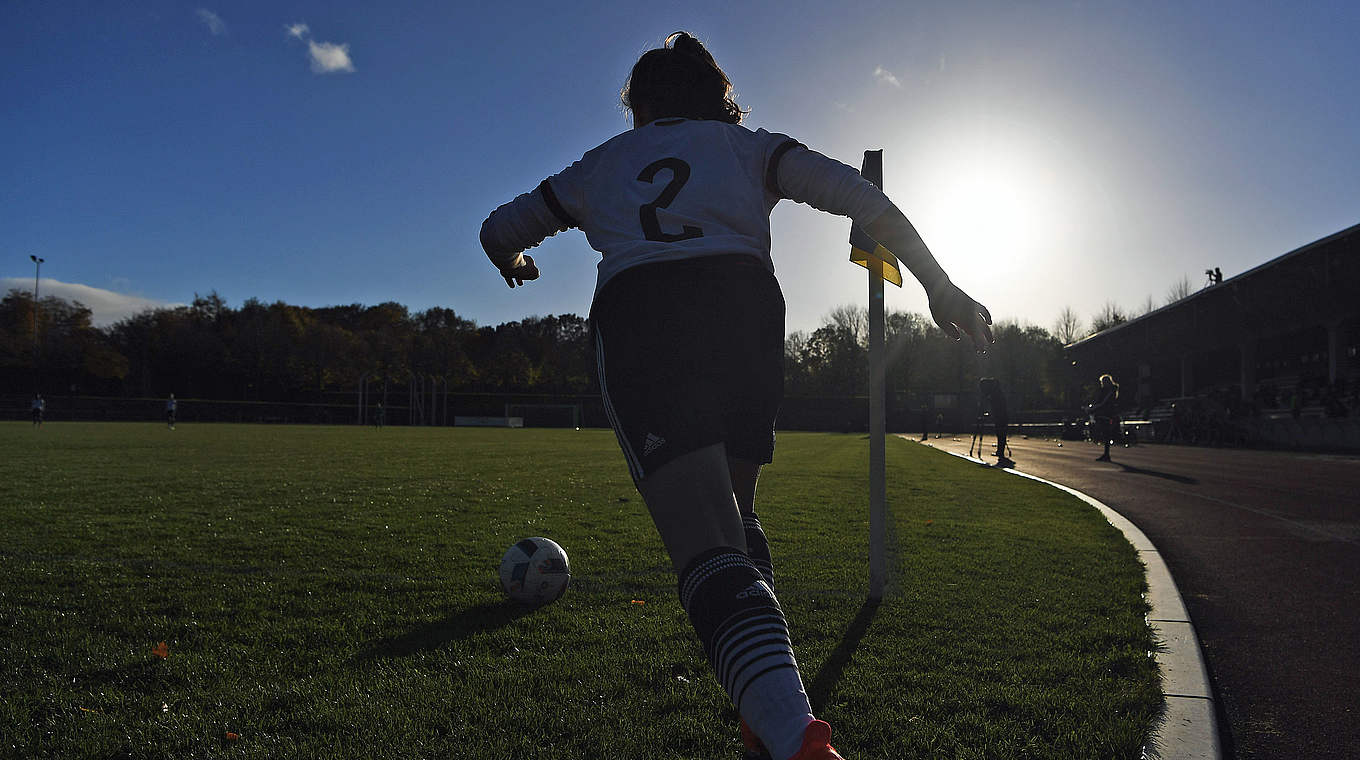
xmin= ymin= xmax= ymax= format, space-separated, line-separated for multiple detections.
xmin=499 ymin=537 xmax=571 ymax=606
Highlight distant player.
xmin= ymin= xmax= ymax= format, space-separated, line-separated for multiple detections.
xmin=480 ymin=32 xmax=992 ymax=760
xmin=1088 ymin=374 xmax=1120 ymax=461
xmin=165 ymin=394 xmax=177 ymax=429
xmin=31 ymin=394 xmax=45 ymax=427
xmin=979 ymin=377 xmax=1011 ymax=465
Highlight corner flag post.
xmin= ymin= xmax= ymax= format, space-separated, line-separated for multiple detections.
xmin=848 ymin=149 xmax=901 ymax=601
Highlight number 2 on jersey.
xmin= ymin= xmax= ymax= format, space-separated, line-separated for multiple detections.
xmin=637 ymin=158 xmax=704 ymax=243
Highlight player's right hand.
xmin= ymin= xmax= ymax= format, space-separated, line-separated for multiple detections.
xmin=928 ymin=281 xmax=994 ymax=352
xmin=500 ymin=254 xmax=539 ymax=288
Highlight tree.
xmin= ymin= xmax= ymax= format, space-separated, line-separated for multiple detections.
xmin=980 ymin=322 xmax=1064 ymax=411
xmin=1166 ymin=275 xmax=1192 ymax=305
xmin=0 ymin=289 xmax=38 ymax=380
xmin=1090 ymin=302 xmax=1127 ymax=333
xmin=784 ymin=331 xmax=812 ymax=393
xmin=1052 ymin=306 xmax=1084 ymax=345
xmin=825 ymin=305 xmax=867 ymax=346
xmin=884 ymin=310 xmax=933 ymax=397
xmin=3 ymin=290 xmax=128 ymax=393
xmin=788 ymin=323 xmax=864 ymax=395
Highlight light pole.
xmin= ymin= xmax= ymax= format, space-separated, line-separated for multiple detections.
xmin=30 ymin=255 xmax=44 ymax=390
xmin=30 ymin=254 xmax=44 ymax=296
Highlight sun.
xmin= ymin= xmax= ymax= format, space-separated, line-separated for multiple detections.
xmin=922 ymin=162 xmax=1044 ymax=277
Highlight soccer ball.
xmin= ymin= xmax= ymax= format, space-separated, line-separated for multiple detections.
xmin=499 ymin=537 xmax=571 ymax=606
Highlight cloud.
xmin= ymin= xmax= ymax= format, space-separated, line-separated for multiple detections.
xmin=2 ymin=278 xmax=184 ymax=327
xmin=308 ymin=40 xmax=355 ymax=74
xmin=285 ymin=23 xmax=355 ymax=74
xmin=873 ymin=65 xmax=901 ymax=87
xmin=196 ymin=8 xmax=226 ymax=36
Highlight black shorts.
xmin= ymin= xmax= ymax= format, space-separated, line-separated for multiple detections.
xmin=1092 ymin=416 xmax=1119 ymax=443
xmin=590 ymin=255 xmax=784 ymax=485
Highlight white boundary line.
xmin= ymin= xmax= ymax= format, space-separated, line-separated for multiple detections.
xmin=924 ymin=443 xmax=1223 ymax=760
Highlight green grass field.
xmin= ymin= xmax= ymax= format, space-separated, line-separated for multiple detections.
xmin=0 ymin=423 xmax=1160 ymax=759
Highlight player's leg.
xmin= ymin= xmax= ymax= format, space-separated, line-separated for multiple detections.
xmin=712 ymin=266 xmax=840 ymax=760
xmin=728 ymin=455 xmax=786 ymax=760
xmin=729 ymin=457 xmax=775 ymax=588
xmin=637 ymin=445 xmax=744 ymax=572
xmin=595 ymin=259 xmax=831 ymax=760
xmin=637 ymin=452 xmax=816 ymax=760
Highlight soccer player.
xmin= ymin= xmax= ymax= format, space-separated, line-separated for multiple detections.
xmin=1088 ymin=373 xmax=1120 ymax=461
xmin=480 ymin=32 xmax=992 ymax=760
xmin=31 ymin=393 xmax=45 ymax=427
xmin=165 ymin=393 xmax=177 ymax=429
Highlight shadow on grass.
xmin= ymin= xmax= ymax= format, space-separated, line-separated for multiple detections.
xmin=357 ymin=600 xmax=535 ymax=659
xmin=1114 ymin=461 xmax=1199 ymax=485
xmin=807 ymin=597 xmax=879 ymax=714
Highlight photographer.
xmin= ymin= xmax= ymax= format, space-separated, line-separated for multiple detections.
xmin=979 ymin=377 xmax=1011 ymax=465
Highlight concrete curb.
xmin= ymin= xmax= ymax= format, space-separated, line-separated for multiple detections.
xmin=920 ymin=442 xmax=1223 ymax=760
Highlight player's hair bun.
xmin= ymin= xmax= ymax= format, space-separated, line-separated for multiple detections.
xmin=622 ymin=31 xmax=746 ymax=125
xmin=668 ymin=31 xmax=705 ymax=58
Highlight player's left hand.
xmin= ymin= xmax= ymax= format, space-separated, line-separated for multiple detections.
xmin=500 ymin=254 xmax=539 ymax=288
xmin=928 ymin=281 xmax=994 ymax=352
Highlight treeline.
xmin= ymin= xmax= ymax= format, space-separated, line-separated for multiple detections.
xmin=2 ymin=289 xmax=1078 ymax=410
xmin=784 ymin=306 xmax=1072 ymax=409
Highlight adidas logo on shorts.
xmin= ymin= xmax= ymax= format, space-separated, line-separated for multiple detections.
xmin=643 ymin=433 xmax=667 ymax=456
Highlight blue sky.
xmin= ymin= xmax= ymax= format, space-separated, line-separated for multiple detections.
xmin=4 ymin=1 xmax=1358 ymax=333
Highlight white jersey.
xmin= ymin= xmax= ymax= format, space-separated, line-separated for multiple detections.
xmin=480 ymin=118 xmax=894 ymax=298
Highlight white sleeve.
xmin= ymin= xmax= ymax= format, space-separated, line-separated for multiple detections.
xmin=772 ymin=144 xmax=894 ymax=224
xmin=479 ymin=180 xmax=576 ymax=268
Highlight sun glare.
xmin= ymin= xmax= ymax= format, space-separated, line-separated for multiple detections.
xmin=925 ymin=163 xmax=1044 ymax=276
xmin=898 ymin=127 xmax=1059 ymax=283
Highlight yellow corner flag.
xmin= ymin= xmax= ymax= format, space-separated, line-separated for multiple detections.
xmin=848 ymin=149 xmax=903 ymax=287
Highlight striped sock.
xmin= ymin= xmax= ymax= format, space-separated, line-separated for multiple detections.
xmin=742 ymin=511 xmax=775 ymax=590
xmin=678 ymin=548 xmax=813 ymax=760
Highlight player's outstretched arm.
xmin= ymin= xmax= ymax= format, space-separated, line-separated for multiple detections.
xmin=773 ymin=144 xmax=993 ymax=350
xmin=480 ymin=185 xmax=570 ymax=288
xmin=863 ymin=206 xmax=993 ymax=351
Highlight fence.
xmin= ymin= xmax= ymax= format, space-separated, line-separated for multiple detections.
xmin=3 ymin=392 xmax=978 ymax=433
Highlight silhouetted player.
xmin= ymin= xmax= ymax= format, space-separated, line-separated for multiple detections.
xmin=479 ymin=31 xmax=993 ymax=760
xmin=1088 ymin=374 xmax=1120 ymax=461
xmin=979 ymin=377 xmax=1010 ymax=464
